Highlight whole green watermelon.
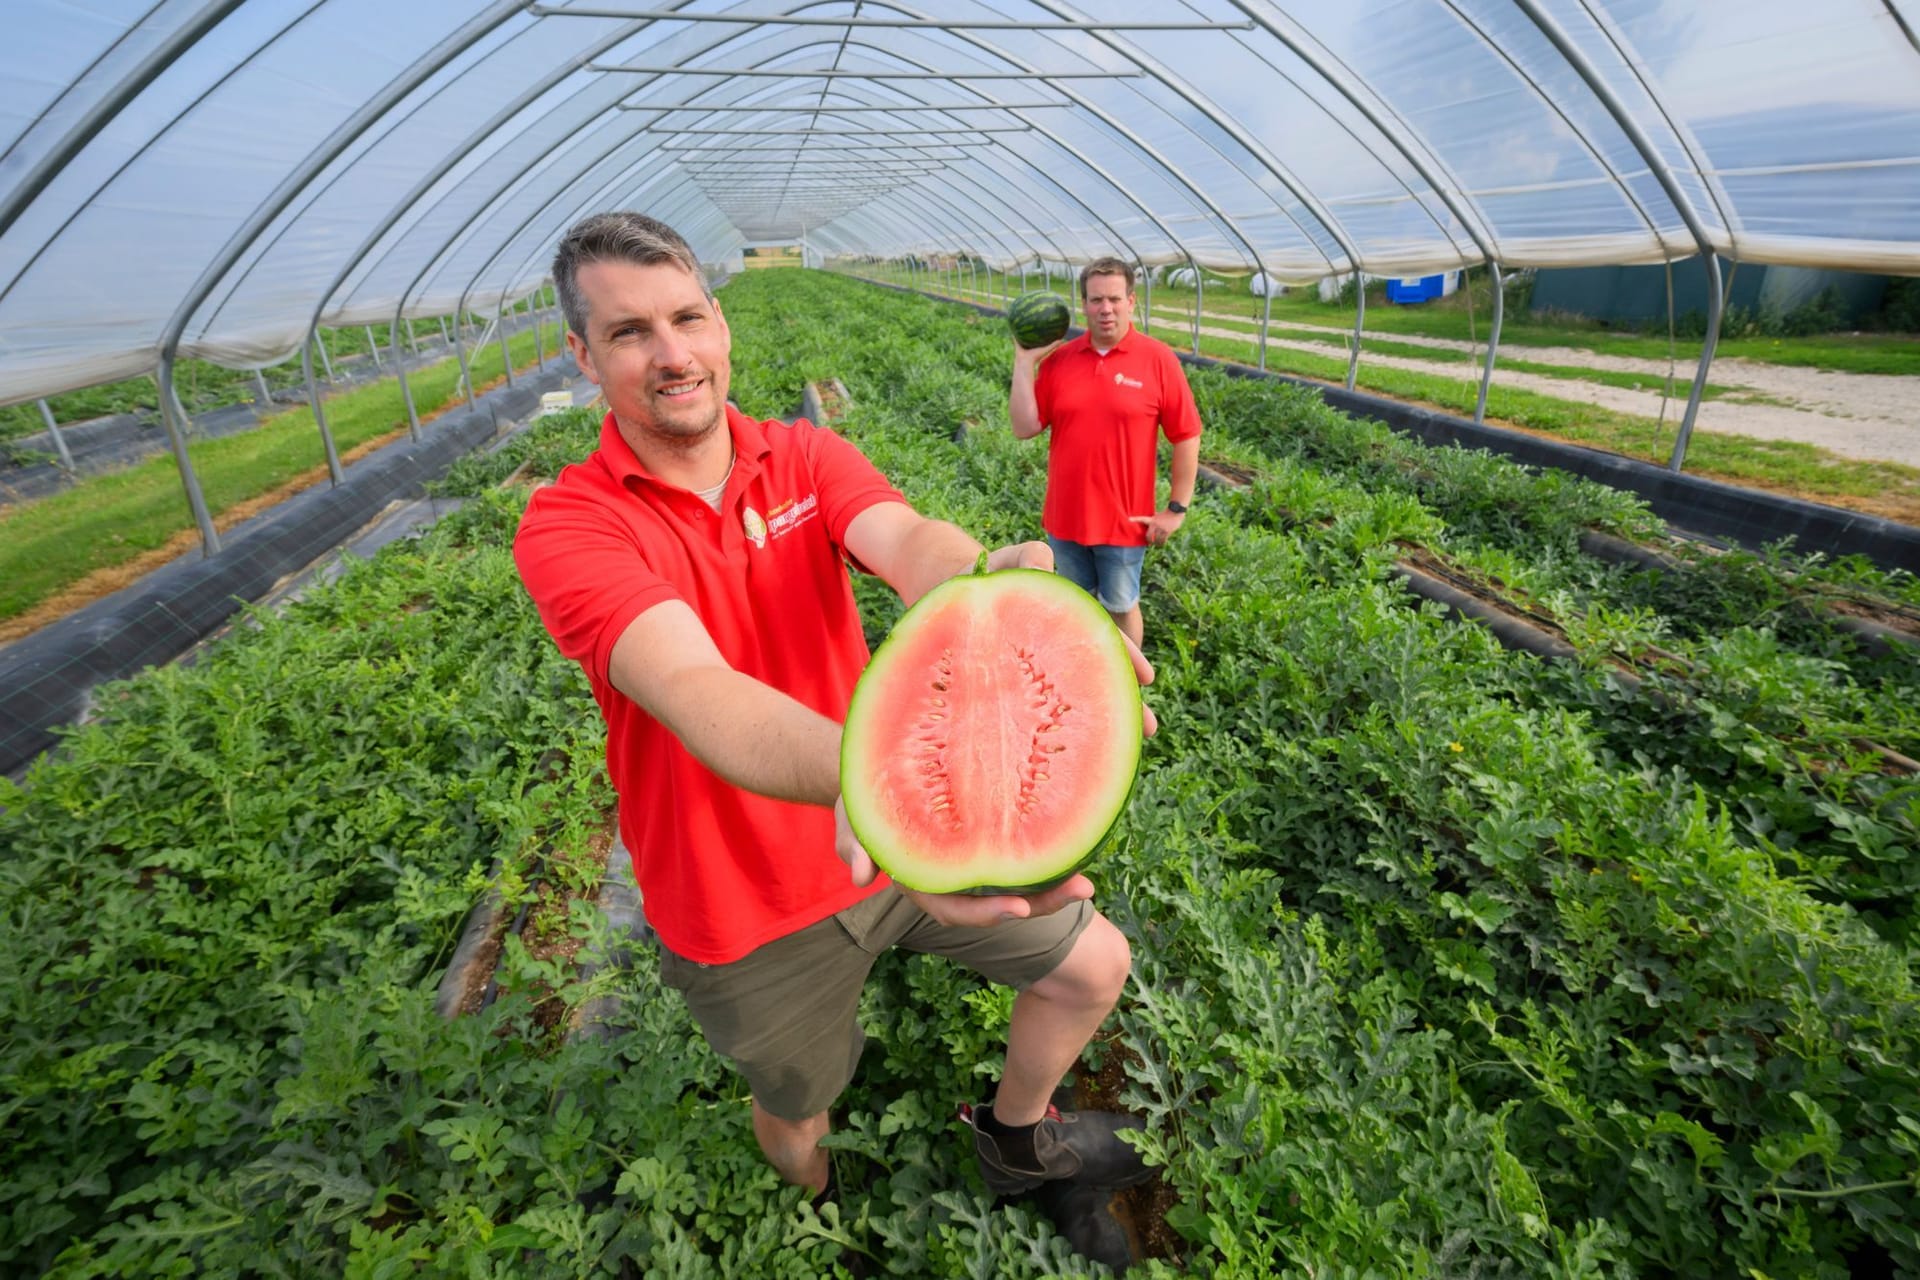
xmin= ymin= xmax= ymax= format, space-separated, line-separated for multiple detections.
xmin=1007 ymin=292 xmax=1072 ymax=349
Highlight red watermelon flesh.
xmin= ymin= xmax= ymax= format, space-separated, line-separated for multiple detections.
xmin=840 ymin=568 xmax=1140 ymax=895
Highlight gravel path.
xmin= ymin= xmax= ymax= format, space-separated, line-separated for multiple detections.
xmin=1143 ymin=307 xmax=1920 ymax=470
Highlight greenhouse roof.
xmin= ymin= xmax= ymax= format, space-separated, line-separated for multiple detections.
xmin=3 ymin=0 xmax=1918 ymax=406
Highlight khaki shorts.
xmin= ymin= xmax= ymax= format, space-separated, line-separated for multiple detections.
xmin=658 ymin=887 xmax=1093 ymax=1121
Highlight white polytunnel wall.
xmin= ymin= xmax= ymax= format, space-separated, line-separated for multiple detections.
xmin=2 ymin=0 xmax=1918 ymax=408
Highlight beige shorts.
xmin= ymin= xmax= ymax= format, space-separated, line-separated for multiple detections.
xmin=657 ymin=886 xmax=1093 ymax=1121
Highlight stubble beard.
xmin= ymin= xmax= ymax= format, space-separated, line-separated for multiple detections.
xmin=626 ymin=378 xmax=726 ymax=459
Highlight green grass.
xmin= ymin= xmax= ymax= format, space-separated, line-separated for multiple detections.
xmin=858 ymin=264 xmax=1920 ymax=516
xmin=0 ymin=321 xmax=563 ymax=622
xmin=0 ymin=290 xmax=558 ymax=443
xmin=1145 ymin=307 xmax=1746 ymax=400
xmin=1191 ymin=326 xmax=1920 ymax=509
xmin=879 ymin=264 xmax=1920 ymax=376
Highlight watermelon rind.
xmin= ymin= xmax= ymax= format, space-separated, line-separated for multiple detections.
xmin=840 ymin=567 xmax=1141 ymax=896
xmin=1007 ymin=291 xmax=1072 ymax=349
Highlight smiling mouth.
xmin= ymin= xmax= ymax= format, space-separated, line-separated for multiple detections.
xmin=655 ymin=377 xmax=705 ymax=398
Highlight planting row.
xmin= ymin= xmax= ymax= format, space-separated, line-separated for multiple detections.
xmin=2 ymin=269 xmax=1914 ymax=1277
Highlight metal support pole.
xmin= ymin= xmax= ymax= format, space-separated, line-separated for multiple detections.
xmin=454 ymin=314 xmax=476 ymax=408
xmin=36 ymin=399 xmax=76 ymax=474
xmin=1346 ymin=270 xmax=1365 ymax=391
xmin=496 ymin=298 xmax=514 ymax=388
xmin=252 ymin=368 xmax=273 ymax=412
xmin=314 ymin=331 xmax=337 ymax=383
xmin=1475 ymin=263 xmax=1506 ymax=425
xmin=1669 ymin=254 xmax=1725 ymax=471
xmin=1259 ymin=280 xmax=1272 ymax=372
xmin=1188 ymin=258 xmax=1201 ymax=355
xmin=365 ymin=324 xmax=382 ymax=369
xmin=392 ymin=303 xmax=421 ymax=439
xmin=438 ymin=316 xmax=451 ymax=346
xmin=1143 ymin=265 xmax=1151 ymax=335
xmin=155 ymin=358 xmax=221 ymax=556
xmin=302 ymin=333 xmax=346 ymax=486
xmin=534 ymin=296 xmax=544 ymax=369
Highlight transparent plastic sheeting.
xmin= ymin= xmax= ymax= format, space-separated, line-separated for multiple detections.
xmin=2 ymin=0 xmax=1917 ymax=407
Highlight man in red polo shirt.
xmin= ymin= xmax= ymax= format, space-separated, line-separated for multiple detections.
xmin=512 ymin=213 xmax=1155 ymax=1262
xmin=1009 ymin=258 xmax=1203 ymax=647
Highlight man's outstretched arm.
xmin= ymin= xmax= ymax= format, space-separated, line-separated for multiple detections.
xmin=606 ymin=601 xmax=841 ymax=806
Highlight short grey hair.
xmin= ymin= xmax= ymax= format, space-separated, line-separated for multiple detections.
xmin=552 ymin=211 xmax=711 ymax=337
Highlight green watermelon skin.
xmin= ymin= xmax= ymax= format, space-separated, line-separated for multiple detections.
xmin=1007 ymin=292 xmax=1072 ymax=349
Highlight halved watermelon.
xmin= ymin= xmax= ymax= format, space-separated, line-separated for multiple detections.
xmin=841 ymin=566 xmax=1141 ymax=895
xmin=1007 ymin=291 xmax=1072 ymax=349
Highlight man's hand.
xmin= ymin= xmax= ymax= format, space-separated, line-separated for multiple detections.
xmin=835 ymin=795 xmax=1097 ymax=925
xmin=1013 ymin=338 xmax=1065 ymax=378
xmin=1129 ymin=509 xmax=1186 ymax=547
xmin=983 ymin=540 xmax=1053 ymax=573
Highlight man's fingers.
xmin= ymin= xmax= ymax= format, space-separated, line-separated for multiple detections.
xmin=1121 ymin=633 xmax=1154 ymax=688
xmin=1126 ymin=516 xmax=1152 ymax=525
xmin=902 ymin=872 xmax=1094 ymax=927
xmin=1024 ymin=874 xmax=1095 ymax=917
xmin=1142 ymin=701 xmax=1158 ymax=738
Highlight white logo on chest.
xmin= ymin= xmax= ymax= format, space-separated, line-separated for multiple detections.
xmin=1113 ymin=371 xmax=1143 ymax=389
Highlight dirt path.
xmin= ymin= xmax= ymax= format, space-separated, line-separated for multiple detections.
xmin=1143 ymin=305 xmax=1920 ymax=469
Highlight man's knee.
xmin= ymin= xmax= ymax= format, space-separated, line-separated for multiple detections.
xmin=1034 ymin=914 xmax=1131 ymax=1007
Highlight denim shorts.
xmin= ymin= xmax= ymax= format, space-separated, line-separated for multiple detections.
xmin=1047 ymin=536 xmax=1146 ymax=613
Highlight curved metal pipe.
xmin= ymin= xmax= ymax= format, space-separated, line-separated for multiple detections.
xmin=1510 ymin=0 xmax=1726 ymax=471
xmin=0 ymin=0 xmax=249 ymax=247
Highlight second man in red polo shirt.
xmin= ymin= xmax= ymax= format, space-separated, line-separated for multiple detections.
xmin=1009 ymin=257 xmax=1204 ymax=648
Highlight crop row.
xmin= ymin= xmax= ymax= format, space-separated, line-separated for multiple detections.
xmin=729 ymin=269 xmax=1920 ymax=1275
xmin=1 ymin=269 xmax=1913 ymax=1276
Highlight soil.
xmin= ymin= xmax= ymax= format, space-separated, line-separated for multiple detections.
xmin=1197 ymin=457 xmax=1261 ymax=487
xmin=811 ymin=378 xmax=850 ymax=423
xmin=1072 ymin=1036 xmax=1185 ymax=1266
xmin=456 ymin=817 xmax=617 ymax=1030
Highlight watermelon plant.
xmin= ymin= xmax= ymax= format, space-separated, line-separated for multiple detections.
xmin=2 ymin=268 xmax=1914 ymax=1278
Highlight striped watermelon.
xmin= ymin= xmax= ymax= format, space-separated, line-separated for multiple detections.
xmin=1007 ymin=292 xmax=1071 ymax=349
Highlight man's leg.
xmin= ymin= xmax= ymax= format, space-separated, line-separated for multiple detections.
xmin=992 ymin=914 xmax=1132 ymax=1124
xmin=657 ymin=901 xmax=891 ymax=1196
xmin=753 ymin=1101 xmax=831 ymax=1193
xmin=1092 ymin=545 xmax=1147 ymax=650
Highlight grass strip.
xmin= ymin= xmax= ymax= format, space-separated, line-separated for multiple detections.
xmin=1192 ymin=330 xmax=1920 ymax=514
xmin=885 ymin=266 xmax=1920 ymax=375
xmin=0 ymin=322 xmax=563 ymax=621
xmin=876 ymin=272 xmax=1920 ymax=516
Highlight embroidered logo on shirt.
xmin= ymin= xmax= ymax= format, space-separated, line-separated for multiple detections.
xmin=764 ymin=492 xmax=820 ymax=541
xmin=742 ymin=507 xmax=768 ymax=549
xmin=1113 ymin=372 xmax=1143 ymax=389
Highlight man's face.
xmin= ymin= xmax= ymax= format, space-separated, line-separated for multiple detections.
xmin=1082 ymin=272 xmax=1134 ymax=347
xmin=566 ymin=258 xmax=731 ymax=452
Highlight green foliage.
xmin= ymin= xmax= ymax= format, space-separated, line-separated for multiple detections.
xmin=5 ymin=266 xmax=1916 ymax=1277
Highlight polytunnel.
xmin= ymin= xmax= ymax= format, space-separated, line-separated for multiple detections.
xmin=10 ymin=6 xmax=1920 ymax=1277
xmin=7 ymin=0 xmax=1920 ymax=398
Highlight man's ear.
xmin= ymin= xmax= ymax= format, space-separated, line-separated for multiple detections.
xmin=566 ymin=329 xmax=599 ymax=384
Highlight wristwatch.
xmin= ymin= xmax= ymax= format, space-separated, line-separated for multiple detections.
xmin=1166 ymin=499 xmax=1188 ymax=514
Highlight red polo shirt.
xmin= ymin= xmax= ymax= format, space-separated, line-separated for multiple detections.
xmin=1033 ymin=325 xmax=1203 ymax=546
xmin=513 ymin=407 xmax=903 ymax=963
